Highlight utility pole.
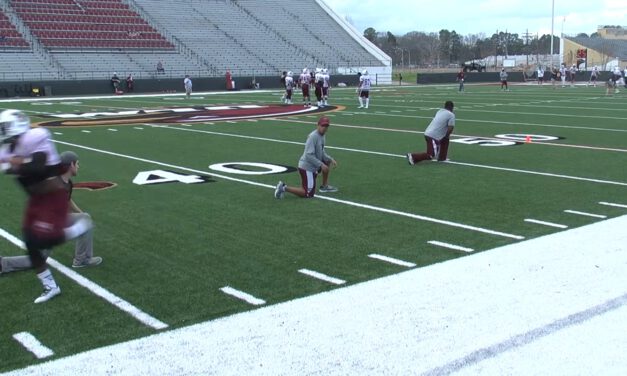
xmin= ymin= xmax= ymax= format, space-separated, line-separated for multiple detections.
xmin=523 ymin=28 xmax=531 ymax=66
xmin=550 ymin=0 xmax=555 ymax=61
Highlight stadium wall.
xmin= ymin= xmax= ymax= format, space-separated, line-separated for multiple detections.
xmin=0 ymin=75 xmax=361 ymax=97
xmin=416 ymin=72 xmax=527 ymax=85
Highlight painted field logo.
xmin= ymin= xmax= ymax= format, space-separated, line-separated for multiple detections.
xmin=35 ymin=105 xmax=340 ymax=127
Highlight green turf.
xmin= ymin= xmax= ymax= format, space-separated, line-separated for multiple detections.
xmin=1 ymin=84 xmax=626 ymax=372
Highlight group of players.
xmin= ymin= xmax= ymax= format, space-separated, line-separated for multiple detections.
xmin=280 ymin=68 xmax=373 ymax=109
xmin=536 ymin=64 xmax=626 ymax=94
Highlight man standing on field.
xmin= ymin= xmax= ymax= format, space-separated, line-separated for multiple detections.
xmin=184 ymin=75 xmax=193 ymax=99
xmin=274 ymin=116 xmax=338 ymax=199
xmin=407 ymin=101 xmax=455 ymax=165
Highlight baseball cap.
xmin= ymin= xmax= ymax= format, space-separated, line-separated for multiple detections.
xmin=60 ymin=151 xmax=79 ymax=165
xmin=318 ymin=116 xmax=330 ymax=127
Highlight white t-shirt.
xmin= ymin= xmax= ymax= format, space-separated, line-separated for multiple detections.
xmin=359 ymin=75 xmax=372 ymax=91
xmin=424 ymin=109 xmax=455 ymax=141
xmin=285 ymin=76 xmax=294 ymax=90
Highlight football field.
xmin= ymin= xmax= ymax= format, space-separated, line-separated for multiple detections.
xmin=1 ymin=83 xmax=626 ymax=373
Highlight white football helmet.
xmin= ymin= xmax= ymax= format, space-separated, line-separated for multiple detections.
xmin=322 ymin=68 xmax=328 ymax=74
xmin=302 ymin=68 xmax=308 ymax=74
xmin=287 ymin=71 xmax=293 ymax=77
xmin=0 ymin=109 xmax=30 ymax=143
xmin=315 ymin=68 xmax=321 ymax=73
xmin=362 ymin=69 xmax=368 ymax=75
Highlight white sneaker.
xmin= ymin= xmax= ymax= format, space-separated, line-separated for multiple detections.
xmin=358 ymin=106 xmax=364 ymax=109
xmin=274 ymin=181 xmax=286 ymax=199
xmin=406 ymin=153 xmax=415 ymax=166
xmin=319 ymin=185 xmax=338 ymax=193
xmin=34 ymin=286 xmax=61 ymax=304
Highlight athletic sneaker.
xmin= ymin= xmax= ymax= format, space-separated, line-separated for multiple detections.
xmin=319 ymin=185 xmax=338 ymax=193
xmin=358 ymin=106 xmax=364 ymax=109
xmin=274 ymin=181 xmax=286 ymax=199
xmin=406 ymin=153 xmax=415 ymax=166
xmin=72 ymin=257 xmax=103 ymax=268
xmin=34 ymin=286 xmax=61 ymax=304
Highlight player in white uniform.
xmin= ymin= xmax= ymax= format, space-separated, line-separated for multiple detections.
xmin=537 ymin=66 xmax=545 ymax=85
xmin=588 ymin=66 xmax=599 ymax=87
xmin=284 ymin=71 xmax=294 ymax=104
xmin=314 ymin=68 xmax=325 ymax=108
xmin=322 ymin=68 xmax=330 ymax=107
xmin=299 ymin=68 xmax=312 ymax=107
xmin=559 ymin=64 xmax=567 ymax=87
xmin=358 ymin=70 xmax=371 ymax=109
xmin=569 ymin=64 xmax=578 ymax=87
xmin=184 ymin=75 xmax=192 ymax=99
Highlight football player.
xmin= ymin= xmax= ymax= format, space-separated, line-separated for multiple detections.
xmin=299 ymin=68 xmax=312 ymax=107
xmin=0 ymin=110 xmax=93 ymax=303
xmin=569 ymin=64 xmax=578 ymax=87
xmin=280 ymin=71 xmax=287 ymax=102
xmin=284 ymin=71 xmax=294 ymax=104
xmin=537 ymin=66 xmax=544 ymax=85
xmin=314 ymin=68 xmax=324 ymax=108
xmin=274 ymin=116 xmax=338 ymax=199
xmin=457 ymin=69 xmax=465 ymax=92
xmin=588 ymin=66 xmax=599 ymax=87
xmin=322 ymin=68 xmax=331 ymax=107
xmin=499 ymin=68 xmax=509 ymax=91
xmin=184 ymin=75 xmax=192 ymax=99
xmin=358 ymin=69 xmax=371 ymax=109
xmin=407 ymin=101 xmax=455 ymax=165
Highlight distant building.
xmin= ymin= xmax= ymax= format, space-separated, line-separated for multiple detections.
xmin=562 ymin=26 xmax=627 ymax=70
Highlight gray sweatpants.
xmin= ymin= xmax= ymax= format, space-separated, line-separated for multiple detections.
xmin=1 ymin=213 xmax=94 ymax=273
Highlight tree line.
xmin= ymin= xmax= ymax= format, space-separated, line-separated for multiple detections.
xmin=363 ymin=28 xmax=562 ymax=67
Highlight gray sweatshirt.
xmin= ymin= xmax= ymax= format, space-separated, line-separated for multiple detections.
xmin=298 ymin=129 xmax=332 ymax=172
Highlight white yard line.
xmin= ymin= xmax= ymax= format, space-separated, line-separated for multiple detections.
xmin=133 ymin=127 xmax=144 ymax=130
xmin=298 ymin=269 xmax=346 ymax=285
xmin=107 ymin=128 xmax=118 ymax=132
xmin=368 ymin=254 xmax=416 ymax=268
xmin=52 ymin=140 xmax=522 ymax=240
xmin=448 ymin=160 xmax=627 ymax=187
xmin=0 ymin=228 xmax=168 ymax=330
xmin=564 ymin=210 xmax=607 ymax=219
xmin=150 ymin=124 xmax=627 ymax=187
xmin=12 ymin=216 xmax=627 ymax=375
xmin=346 ymin=111 xmax=627 ymax=133
xmin=80 ymin=130 xmax=91 ymax=133
xmin=220 ymin=286 xmax=266 ymax=306
xmin=524 ymin=219 xmax=569 ymax=229
xmin=599 ymin=201 xmax=627 ymax=209
xmin=427 ymin=240 xmax=474 ymax=253
xmin=12 ymin=332 xmax=54 ymax=359
xmin=274 ymin=118 xmax=627 ymax=154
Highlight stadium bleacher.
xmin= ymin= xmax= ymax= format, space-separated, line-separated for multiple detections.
xmin=0 ymin=0 xmax=389 ymax=82
xmin=133 ymin=0 xmax=384 ymax=74
xmin=11 ymin=0 xmax=173 ymax=50
xmin=0 ymin=9 xmax=28 ymax=48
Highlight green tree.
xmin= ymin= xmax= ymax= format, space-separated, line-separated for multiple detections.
xmin=363 ymin=27 xmax=377 ymax=43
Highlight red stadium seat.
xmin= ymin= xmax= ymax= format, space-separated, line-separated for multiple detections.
xmin=10 ymin=0 xmax=173 ymax=50
xmin=0 ymin=10 xmax=29 ymax=48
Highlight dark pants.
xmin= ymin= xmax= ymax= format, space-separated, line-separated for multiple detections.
xmin=410 ymin=136 xmax=450 ymax=163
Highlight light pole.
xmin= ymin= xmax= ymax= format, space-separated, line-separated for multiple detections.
xmin=550 ymin=0 xmax=555 ymax=59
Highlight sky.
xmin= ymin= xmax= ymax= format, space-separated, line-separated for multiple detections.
xmin=323 ymin=0 xmax=627 ymax=37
